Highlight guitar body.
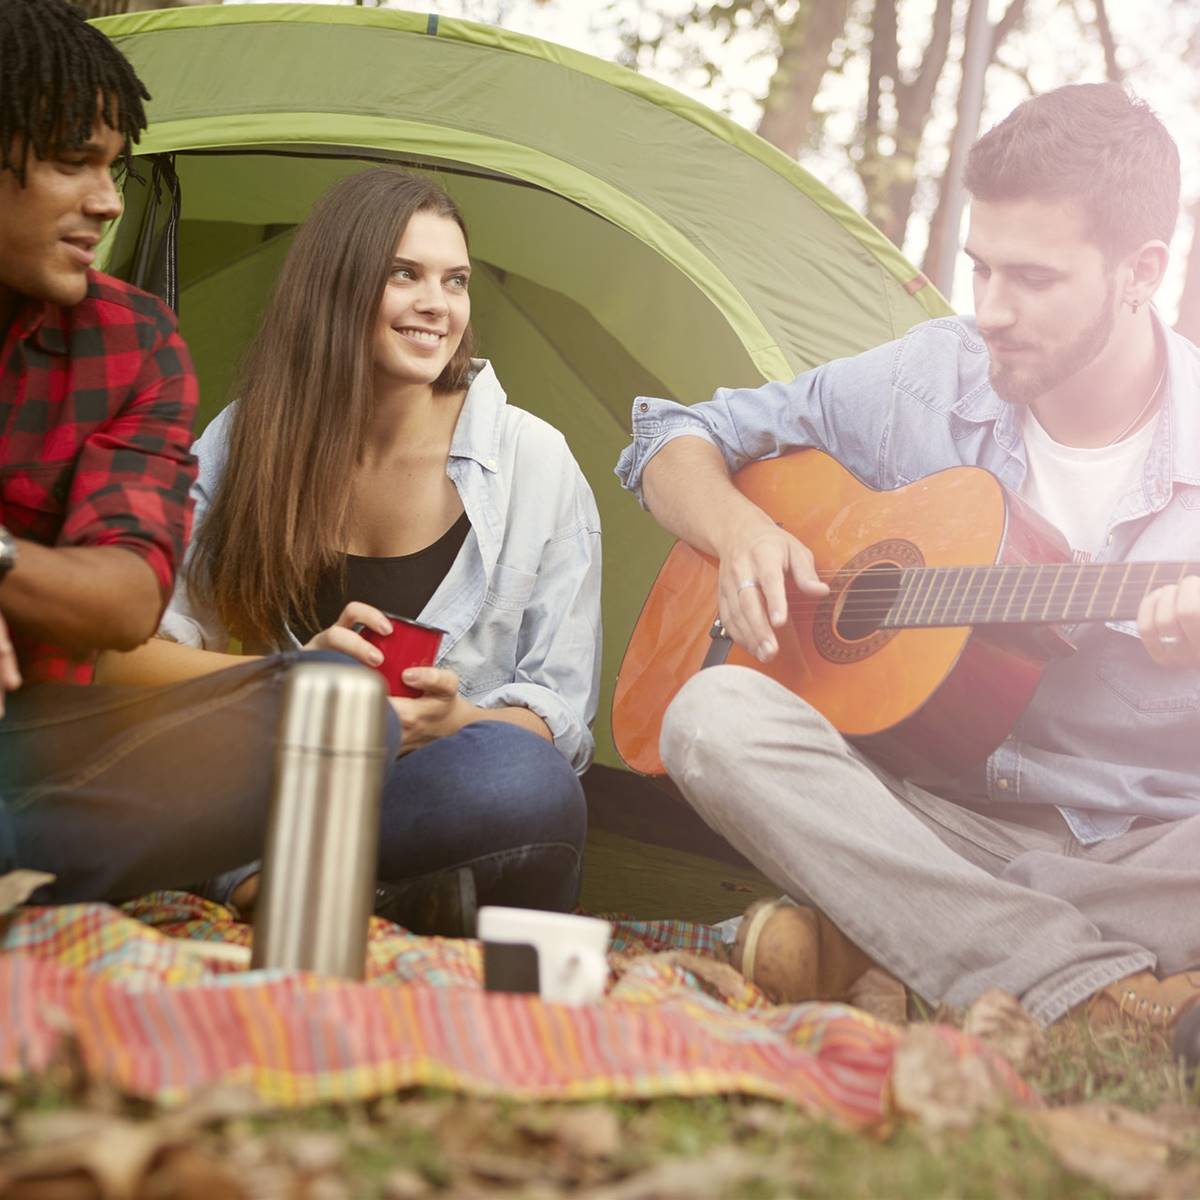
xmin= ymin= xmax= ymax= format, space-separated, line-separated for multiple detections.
xmin=612 ymin=450 xmax=1073 ymax=779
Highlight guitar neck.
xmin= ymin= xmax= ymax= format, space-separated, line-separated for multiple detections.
xmin=883 ymin=561 xmax=1200 ymax=629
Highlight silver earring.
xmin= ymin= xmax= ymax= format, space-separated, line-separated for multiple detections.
xmin=1129 ymin=298 xmax=1141 ymax=314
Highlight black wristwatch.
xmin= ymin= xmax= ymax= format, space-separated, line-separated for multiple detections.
xmin=0 ymin=525 xmax=17 ymax=585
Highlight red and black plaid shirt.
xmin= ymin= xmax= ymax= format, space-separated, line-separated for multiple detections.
xmin=0 ymin=270 xmax=198 ymax=684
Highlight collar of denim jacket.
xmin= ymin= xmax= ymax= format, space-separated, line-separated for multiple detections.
xmin=448 ymin=358 xmax=506 ymax=474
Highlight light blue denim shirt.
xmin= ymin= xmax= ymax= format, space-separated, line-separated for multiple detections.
xmin=616 ymin=314 xmax=1200 ymax=842
xmin=163 ymin=360 xmax=602 ymax=773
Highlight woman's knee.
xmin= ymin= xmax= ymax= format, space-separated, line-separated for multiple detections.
xmin=433 ymin=721 xmax=585 ymax=849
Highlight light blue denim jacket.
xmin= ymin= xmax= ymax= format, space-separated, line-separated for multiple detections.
xmin=616 ymin=315 xmax=1200 ymax=842
xmin=162 ymin=360 xmax=602 ymax=772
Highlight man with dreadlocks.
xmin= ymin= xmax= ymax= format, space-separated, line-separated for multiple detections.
xmin=0 ymin=0 xmax=311 ymax=902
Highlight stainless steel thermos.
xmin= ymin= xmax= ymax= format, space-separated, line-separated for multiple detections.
xmin=251 ymin=661 xmax=390 ymax=978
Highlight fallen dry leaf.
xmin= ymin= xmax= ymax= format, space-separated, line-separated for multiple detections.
xmin=1153 ymin=1163 xmax=1200 ymax=1200
xmin=0 ymin=869 xmax=55 ymax=914
xmin=274 ymin=1130 xmax=343 ymax=1176
xmin=584 ymin=1147 xmax=785 ymax=1200
xmin=3 ymin=1117 xmax=167 ymax=1199
xmin=383 ymin=1166 xmax=431 ymax=1199
xmin=0 ymin=1172 xmax=102 ymax=1198
xmin=171 ymin=1084 xmax=263 ymax=1126
xmin=891 ymin=1025 xmax=1009 ymax=1132
xmin=848 ymin=967 xmax=908 ymax=1025
xmin=227 ymin=1161 xmax=294 ymax=1200
xmin=962 ymin=989 xmax=1047 ymax=1077
xmin=373 ymin=1096 xmax=452 ymax=1134
xmin=5 ymin=1096 xmax=254 ymax=1200
xmin=15 ymin=1110 xmax=114 ymax=1146
xmin=517 ymin=1105 xmax=621 ymax=1159
xmin=138 ymin=1146 xmax=246 ymax=1199
xmin=1033 ymin=1104 xmax=1172 ymax=1197
xmin=733 ymin=1102 xmax=796 ymax=1139
xmin=1145 ymin=1102 xmax=1200 ymax=1142
xmin=462 ymin=1151 xmax=547 ymax=1185
xmin=299 ymin=1176 xmax=350 ymax=1200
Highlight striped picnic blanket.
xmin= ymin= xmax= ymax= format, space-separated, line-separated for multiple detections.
xmin=0 ymin=894 xmax=1029 ymax=1126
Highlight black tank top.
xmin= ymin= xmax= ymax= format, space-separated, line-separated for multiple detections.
xmin=291 ymin=511 xmax=471 ymax=644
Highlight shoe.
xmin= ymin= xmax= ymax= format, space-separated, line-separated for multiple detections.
xmin=373 ymin=866 xmax=477 ymax=938
xmin=731 ymin=896 xmax=875 ymax=1004
xmin=1086 ymin=970 xmax=1200 ymax=1032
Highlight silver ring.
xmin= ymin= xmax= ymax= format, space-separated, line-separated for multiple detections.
xmin=736 ymin=579 xmax=758 ymax=593
xmin=1160 ymin=633 xmax=1181 ymax=647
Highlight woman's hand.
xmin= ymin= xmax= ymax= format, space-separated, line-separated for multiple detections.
xmin=389 ymin=666 xmax=472 ymax=751
xmin=303 ymin=601 xmax=392 ymax=668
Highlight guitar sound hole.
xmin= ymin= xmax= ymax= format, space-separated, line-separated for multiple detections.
xmin=835 ymin=562 xmax=904 ymax=642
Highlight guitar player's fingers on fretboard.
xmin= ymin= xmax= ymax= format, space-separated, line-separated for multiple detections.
xmin=1137 ymin=575 xmax=1200 ymax=667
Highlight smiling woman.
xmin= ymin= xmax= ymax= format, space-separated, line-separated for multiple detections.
xmin=97 ymin=169 xmax=602 ymax=936
xmin=373 ymin=213 xmax=473 ymax=391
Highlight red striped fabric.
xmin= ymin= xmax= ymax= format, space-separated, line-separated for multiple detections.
xmin=0 ymin=896 xmax=1034 ymax=1124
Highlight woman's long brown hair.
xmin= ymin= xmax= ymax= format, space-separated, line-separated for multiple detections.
xmin=190 ymin=169 xmax=475 ymax=647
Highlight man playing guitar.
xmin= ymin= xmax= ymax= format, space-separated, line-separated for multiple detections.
xmin=616 ymin=83 xmax=1200 ymax=1030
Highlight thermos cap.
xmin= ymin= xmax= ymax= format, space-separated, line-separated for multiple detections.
xmin=276 ymin=661 xmax=389 ymax=757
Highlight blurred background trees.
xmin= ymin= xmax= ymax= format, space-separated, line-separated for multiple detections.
xmin=73 ymin=0 xmax=1200 ymax=336
xmin=601 ymin=0 xmax=1151 ymax=298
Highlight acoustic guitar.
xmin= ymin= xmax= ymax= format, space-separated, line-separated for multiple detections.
xmin=612 ymin=449 xmax=1198 ymax=780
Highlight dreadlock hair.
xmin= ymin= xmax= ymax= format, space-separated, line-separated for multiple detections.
xmin=0 ymin=0 xmax=149 ymax=184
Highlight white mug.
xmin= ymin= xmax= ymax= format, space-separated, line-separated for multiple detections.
xmin=478 ymin=906 xmax=611 ymax=1005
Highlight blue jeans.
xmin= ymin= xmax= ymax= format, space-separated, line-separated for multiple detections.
xmin=375 ymin=719 xmax=585 ymax=912
xmin=0 ymin=651 xmax=585 ymax=910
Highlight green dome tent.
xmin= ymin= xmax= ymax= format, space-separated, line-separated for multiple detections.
xmin=93 ymin=3 xmax=949 ymax=912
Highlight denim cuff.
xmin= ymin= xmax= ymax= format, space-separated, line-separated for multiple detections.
xmin=196 ymin=858 xmax=262 ymax=909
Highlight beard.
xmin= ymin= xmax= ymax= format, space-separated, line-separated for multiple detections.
xmin=987 ymin=276 xmax=1117 ymax=406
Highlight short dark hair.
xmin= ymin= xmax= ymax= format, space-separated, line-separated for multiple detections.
xmin=0 ymin=0 xmax=149 ymax=184
xmin=965 ymin=83 xmax=1180 ymax=258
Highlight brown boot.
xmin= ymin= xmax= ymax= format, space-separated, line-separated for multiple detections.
xmin=1086 ymin=970 xmax=1200 ymax=1032
xmin=731 ymin=896 xmax=876 ymax=1003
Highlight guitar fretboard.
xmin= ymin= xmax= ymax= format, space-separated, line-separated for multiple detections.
xmin=879 ymin=561 xmax=1200 ymax=629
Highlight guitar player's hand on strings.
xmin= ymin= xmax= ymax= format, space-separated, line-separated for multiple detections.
xmin=1138 ymin=575 xmax=1200 ymax=667
xmin=717 ymin=512 xmax=829 ymax=663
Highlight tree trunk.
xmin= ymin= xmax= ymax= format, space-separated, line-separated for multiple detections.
xmin=858 ymin=0 xmax=899 ymax=233
xmin=921 ymin=0 xmax=1028 ymax=289
xmin=876 ymin=0 xmax=954 ymax=248
xmin=1093 ymin=0 xmax=1123 ymax=82
xmin=756 ymin=0 xmax=852 ymax=156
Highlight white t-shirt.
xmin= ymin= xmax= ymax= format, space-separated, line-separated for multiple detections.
xmin=1019 ymin=411 xmax=1155 ymax=559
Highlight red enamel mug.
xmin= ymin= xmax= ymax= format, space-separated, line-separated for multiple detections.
xmin=356 ymin=614 xmax=447 ymax=698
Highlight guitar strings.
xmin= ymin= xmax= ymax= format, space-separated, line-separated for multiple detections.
xmin=737 ymin=566 xmax=1199 ymax=622
xmin=757 ymin=563 xmax=1196 ymax=583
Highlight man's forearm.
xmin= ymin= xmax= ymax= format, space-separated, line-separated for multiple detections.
xmin=642 ymin=436 xmax=776 ymax=557
xmin=0 ymin=539 xmax=164 ymax=654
